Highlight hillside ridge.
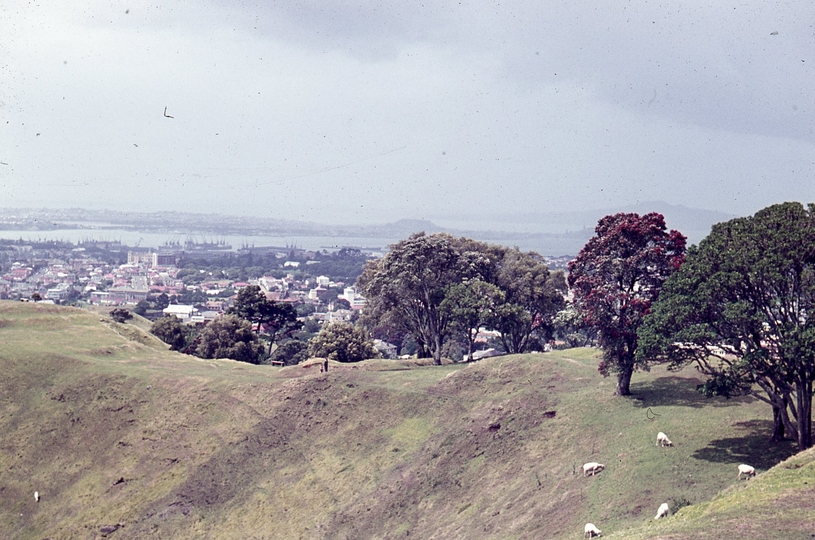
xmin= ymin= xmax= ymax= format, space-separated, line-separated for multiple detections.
xmin=0 ymin=302 xmax=806 ymax=539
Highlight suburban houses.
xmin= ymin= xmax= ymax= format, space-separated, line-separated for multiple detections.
xmin=0 ymin=239 xmax=368 ymax=330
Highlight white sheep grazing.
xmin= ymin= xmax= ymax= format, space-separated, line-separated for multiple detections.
xmin=34 ymin=491 xmax=39 ymax=503
xmin=654 ymin=502 xmax=669 ymax=519
xmin=582 ymin=462 xmax=605 ymax=476
xmin=738 ymin=464 xmax=756 ymax=480
xmin=584 ymin=523 xmax=602 ymax=538
xmin=656 ymin=432 xmax=673 ymax=447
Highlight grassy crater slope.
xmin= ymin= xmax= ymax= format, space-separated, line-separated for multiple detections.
xmin=0 ymin=302 xmax=805 ymax=539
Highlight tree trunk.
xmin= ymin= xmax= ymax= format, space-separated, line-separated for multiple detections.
xmin=415 ymin=334 xmax=430 ymax=358
xmin=781 ymin=401 xmax=798 ymax=442
xmin=616 ymin=369 xmax=633 ymax=396
xmin=757 ymin=379 xmax=798 ymax=443
xmin=433 ymin=333 xmax=442 ymax=365
xmin=796 ymin=379 xmax=813 ymax=450
xmin=771 ymin=404 xmax=786 ymax=442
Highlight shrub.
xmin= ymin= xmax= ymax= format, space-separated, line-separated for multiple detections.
xmin=110 ymin=308 xmax=133 ymax=323
xmin=268 ymin=340 xmax=309 ymax=366
xmin=195 ymin=315 xmax=265 ymax=364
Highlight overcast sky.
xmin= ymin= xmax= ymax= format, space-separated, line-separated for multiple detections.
xmin=2 ymin=0 xmax=813 ymax=227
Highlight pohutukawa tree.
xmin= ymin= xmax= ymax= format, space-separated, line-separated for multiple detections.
xmin=357 ymin=233 xmax=491 ymax=365
xmin=638 ymin=202 xmax=815 ymax=450
xmin=568 ymin=212 xmax=686 ymax=396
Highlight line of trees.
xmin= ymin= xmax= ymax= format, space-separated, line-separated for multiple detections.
xmin=567 ymin=203 xmax=815 ymax=451
xmin=150 ymin=285 xmax=302 ymax=364
xmin=152 ymin=233 xmax=567 ymax=367
xmin=145 ymin=202 xmax=815 ymax=452
xmin=356 ymin=232 xmax=567 ymax=365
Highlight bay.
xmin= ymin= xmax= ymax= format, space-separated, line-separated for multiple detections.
xmin=0 ymin=228 xmax=402 ymax=253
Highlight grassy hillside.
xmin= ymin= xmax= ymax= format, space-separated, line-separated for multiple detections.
xmin=0 ymin=301 xmax=805 ymax=539
xmin=606 ymin=446 xmax=815 ymax=540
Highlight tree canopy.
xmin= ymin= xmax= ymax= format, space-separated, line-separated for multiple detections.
xmin=150 ymin=315 xmax=187 ymax=351
xmin=196 ymin=314 xmax=265 ymax=364
xmin=488 ymin=248 xmax=567 ymax=354
xmin=155 ymin=292 xmax=170 ymax=310
xmin=357 ymin=233 xmax=565 ymax=364
xmin=441 ymin=279 xmax=505 ymax=362
xmin=568 ymin=212 xmax=686 ymax=395
xmin=357 ymin=233 xmax=491 ymax=364
xmin=228 ymin=285 xmax=302 ymax=352
xmin=638 ymin=202 xmax=815 ymax=450
xmin=269 ymin=340 xmax=310 ymax=366
xmin=307 ymin=321 xmax=378 ymax=363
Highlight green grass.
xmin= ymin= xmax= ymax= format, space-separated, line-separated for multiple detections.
xmin=0 ymin=301 xmax=808 ymax=539
xmin=606 ymin=449 xmax=815 ymax=540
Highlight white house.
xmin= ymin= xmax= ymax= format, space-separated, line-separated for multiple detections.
xmin=340 ymin=286 xmax=366 ymax=309
xmin=162 ymin=304 xmax=198 ymax=322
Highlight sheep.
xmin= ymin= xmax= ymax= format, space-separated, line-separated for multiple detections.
xmin=654 ymin=502 xmax=669 ymax=519
xmin=584 ymin=523 xmax=602 ymax=538
xmin=656 ymin=432 xmax=673 ymax=447
xmin=738 ymin=464 xmax=756 ymax=480
xmin=582 ymin=462 xmax=605 ymax=476
xmin=34 ymin=491 xmax=39 ymax=503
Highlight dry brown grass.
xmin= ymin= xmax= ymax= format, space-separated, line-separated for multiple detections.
xmin=0 ymin=302 xmax=809 ymax=539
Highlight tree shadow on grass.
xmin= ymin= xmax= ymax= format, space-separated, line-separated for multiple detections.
xmin=691 ymin=419 xmax=799 ymax=470
xmin=628 ymin=376 xmax=756 ymax=409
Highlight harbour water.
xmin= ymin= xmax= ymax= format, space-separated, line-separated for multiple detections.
xmin=0 ymin=228 xmax=403 ymax=253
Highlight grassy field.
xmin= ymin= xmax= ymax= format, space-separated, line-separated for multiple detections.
xmin=0 ymin=301 xmax=807 ymax=539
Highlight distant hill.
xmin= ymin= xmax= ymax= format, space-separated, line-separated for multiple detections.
xmin=0 ymin=301 xmax=808 ymax=539
xmin=0 ymin=203 xmax=734 ymax=257
xmin=432 ymin=201 xmax=736 ymax=248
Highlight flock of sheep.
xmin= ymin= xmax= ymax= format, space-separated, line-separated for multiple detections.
xmin=581 ymin=432 xmax=756 ymax=538
xmin=28 ymin=436 xmax=761 ymax=538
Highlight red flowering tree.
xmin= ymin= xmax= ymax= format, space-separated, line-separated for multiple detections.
xmin=567 ymin=213 xmax=686 ymax=395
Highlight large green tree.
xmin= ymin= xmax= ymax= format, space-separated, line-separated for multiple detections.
xmin=155 ymin=292 xmax=170 ymax=310
xmin=358 ymin=233 xmax=566 ymax=363
xmin=441 ymin=279 xmax=505 ymax=361
xmin=488 ymin=248 xmax=567 ymax=354
xmin=638 ymin=202 xmax=815 ymax=450
xmin=150 ymin=315 xmax=187 ymax=351
xmin=568 ymin=212 xmax=686 ymax=396
xmin=357 ymin=233 xmax=491 ymax=365
xmin=228 ymin=285 xmax=302 ymax=353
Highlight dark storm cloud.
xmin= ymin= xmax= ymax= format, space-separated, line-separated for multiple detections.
xmin=0 ymin=0 xmax=813 ymax=224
